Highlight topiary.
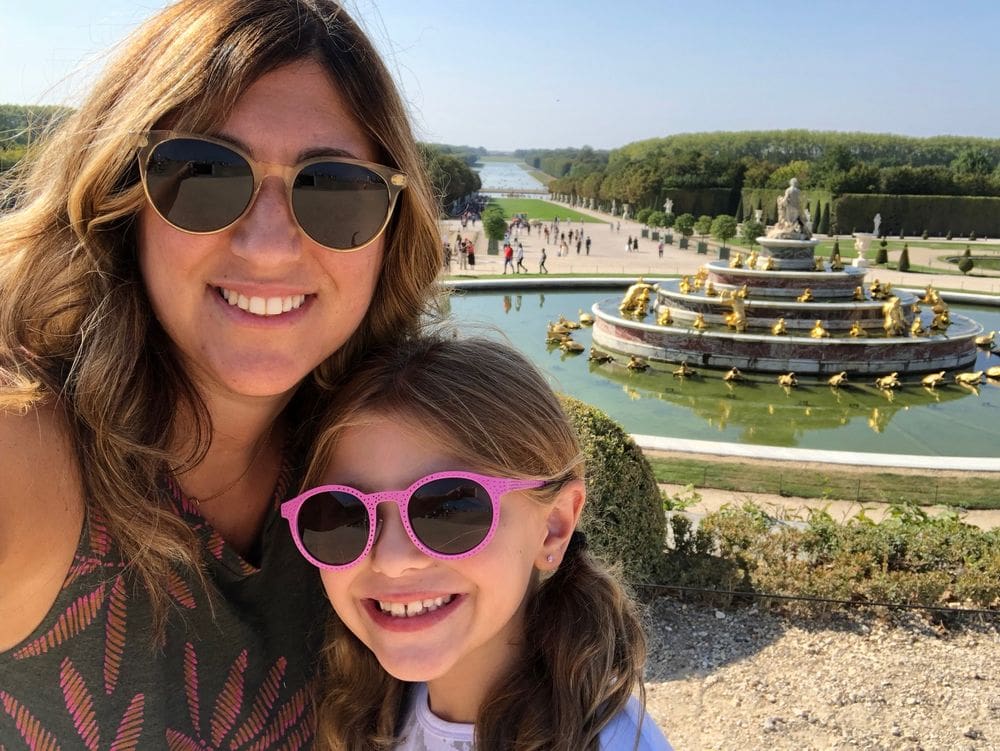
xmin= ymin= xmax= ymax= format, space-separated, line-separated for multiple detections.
xmin=559 ymin=395 xmax=666 ymax=586
xmin=969 ymin=230 xmax=977 ymax=241
xmin=958 ymin=247 xmax=974 ymax=274
xmin=898 ymin=243 xmax=911 ymax=272
xmin=946 ymin=229 xmax=953 ymax=240
xmin=875 ymin=241 xmax=888 ymax=265
xmin=921 ymin=229 xmax=929 ymax=240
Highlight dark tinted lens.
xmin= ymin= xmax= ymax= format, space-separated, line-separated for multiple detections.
xmin=408 ymin=478 xmax=493 ymax=555
xmin=297 ymin=491 xmax=370 ymax=566
xmin=292 ymin=162 xmax=390 ymax=249
xmin=144 ymin=138 xmax=253 ymax=232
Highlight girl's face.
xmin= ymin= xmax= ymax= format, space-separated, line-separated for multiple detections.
xmin=317 ymin=415 xmax=577 ymax=700
xmin=138 ymin=59 xmax=385 ymax=401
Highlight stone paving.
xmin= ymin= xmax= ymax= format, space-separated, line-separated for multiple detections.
xmin=441 ymin=201 xmax=1000 ymax=295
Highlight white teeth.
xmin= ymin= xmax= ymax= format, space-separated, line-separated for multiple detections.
xmin=377 ymin=595 xmax=454 ymax=618
xmin=219 ymin=288 xmax=306 ymax=316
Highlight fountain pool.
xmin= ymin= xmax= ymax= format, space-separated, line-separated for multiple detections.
xmin=446 ymin=288 xmax=1000 ymax=458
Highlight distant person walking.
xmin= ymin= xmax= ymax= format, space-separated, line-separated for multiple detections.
xmin=516 ymin=242 xmax=528 ymax=273
xmin=539 ymin=246 xmax=549 ymax=273
xmin=585 ymin=236 xmax=591 ymax=255
xmin=503 ymin=242 xmax=515 ymax=274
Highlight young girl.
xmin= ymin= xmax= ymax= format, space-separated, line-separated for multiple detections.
xmin=282 ymin=337 xmax=673 ymax=750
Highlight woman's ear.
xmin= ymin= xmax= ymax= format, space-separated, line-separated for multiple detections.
xmin=536 ymin=479 xmax=585 ymax=570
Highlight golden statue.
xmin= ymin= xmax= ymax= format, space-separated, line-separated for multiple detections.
xmin=657 ymin=307 xmax=673 ymax=326
xmin=578 ymin=309 xmax=595 ymax=326
xmin=626 ymin=355 xmax=648 ymax=371
xmin=920 ymin=284 xmax=938 ymax=304
xmin=810 ymin=320 xmax=829 ymax=338
xmin=735 ymin=283 xmax=750 ymax=299
xmin=910 ymin=317 xmax=925 ymax=336
xmin=931 ymin=311 xmax=950 ymax=331
xmin=777 ymin=372 xmax=798 ymax=388
xmin=987 ymin=366 xmax=1000 ymax=379
xmin=852 ymin=286 xmax=865 ymax=301
xmin=692 ymin=313 xmax=707 ymax=330
xmin=921 ymin=371 xmax=946 ymax=389
xmin=673 ymin=362 xmax=694 ymax=377
xmin=869 ymin=278 xmax=890 ymax=301
xmin=678 ymin=275 xmax=692 ymax=294
xmin=975 ymin=330 xmax=996 ymax=348
xmin=705 ymin=281 xmax=719 ymax=297
xmin=729 ymin=252 xmax=744 ymax=269
xmin=694 ymin=267 xmax=709 ymax=285
xmin=747 ymin=249 xmax=759 ymax=269
xmin=588 ymin=348 xmax=613 ymax=363
xmin=558 ymin=313 xmax=581 ymax=330
xmin=723 ymin=367 xmax=745 ymax=382
xmin=827 ymin=371 xmax=848 ymax=388
xmin=796 ymin=288 xmax=814 ymax=303
xmin=771 ymin=317 xmax=788 ymax=336
xmin=814 ymin=255 xmax=826 ymax=271
xmin=764 ymin=256 xmax=775 ymax=270
xmin=954 ymin=371 xmax=984 ymax=386
xmin=849 ymin=320 xmax=867 ymax=338
xmin=882 ymin=296 xmax=906 ymax=337
xmin=724 ymin=297 xmax=748 ymax=332
xmin=560 ymin=337 xmax=585 ymax=353
xmin=875 ymin=372 xmax=901 ymax=390
xmin=619 ymin=278 xmax=658 ymax=316
xmin=829 ymin=251 xmax=844 ymax=271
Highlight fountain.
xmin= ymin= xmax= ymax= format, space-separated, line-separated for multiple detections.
xmin=591 ymin=180 xmax=983 ymax=376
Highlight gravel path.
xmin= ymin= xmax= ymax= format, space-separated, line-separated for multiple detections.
xmin=642 ymin=598 xmax=1000 ymax=751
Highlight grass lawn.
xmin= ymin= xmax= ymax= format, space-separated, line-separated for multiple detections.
xmin=648 ymin=455 xmax=1000 ymax=511
xmin=490 ymin=198 xmax=607 ymax=224
xmin=525 ymin=168 xmax=554 ymax=185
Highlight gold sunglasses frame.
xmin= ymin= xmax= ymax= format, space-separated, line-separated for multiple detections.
xmin=136 ymin=130 xmax=407 ymax=252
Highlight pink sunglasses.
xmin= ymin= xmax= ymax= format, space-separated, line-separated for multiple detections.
xmin=281 ymin=471 xmax=545 ymax=571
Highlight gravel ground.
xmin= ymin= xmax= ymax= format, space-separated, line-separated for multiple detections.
xmin=642 ymin=598 xmax=1000 ymax=751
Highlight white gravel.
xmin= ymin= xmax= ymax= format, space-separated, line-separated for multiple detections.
xmin=642 ymin=598 xmax=1000 ymax=751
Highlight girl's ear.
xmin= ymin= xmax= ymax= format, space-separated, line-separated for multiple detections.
xmin=536 ymin=479 xmax=585 ymax=570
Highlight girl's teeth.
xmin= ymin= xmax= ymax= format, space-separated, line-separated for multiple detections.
xmin=220 ymin=288 xmax=306 ymax=316
xmin=378 ymin=595 xmax=454 ymax=618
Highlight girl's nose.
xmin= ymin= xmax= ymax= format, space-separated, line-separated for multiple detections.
xmin=369 ymin=504 xmax=431 ymax=577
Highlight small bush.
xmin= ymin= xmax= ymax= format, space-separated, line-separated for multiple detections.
xmin=559 ymin=396 xmax=666 ymax=586
xmin=921 ymin=229 xmax=929 ymax=240
xmin=898 ymin=243 xmax=911 ymax=272
xmin=946 ymin=229 xmax=953 ymax=240
xmin=635 ymin=207 xmax=653 ymax=225
xmin=898 ymin=228 xmax=905 ymax=239
xmin=958 ymin=255 xmax=974 ymax=274
xmin=969 ymin=230 xmax=977 ymax=241
xmin=875 ymin=243 xmax=888 ymax=265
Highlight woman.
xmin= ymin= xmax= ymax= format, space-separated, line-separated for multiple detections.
xmin=0 ymin=1 xmax=441 ymax=747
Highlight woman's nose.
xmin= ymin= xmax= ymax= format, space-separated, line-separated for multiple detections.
xmin=369 ymin=504 xmax=431 ymax=577
xmin=230 ymin=176 xmax=302 ymax=265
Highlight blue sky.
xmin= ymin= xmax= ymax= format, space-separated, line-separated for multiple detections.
xmin=4 ymin=0 xmax=1000 ymax=151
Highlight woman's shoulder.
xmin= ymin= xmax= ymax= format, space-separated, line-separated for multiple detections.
xmin=0 ymin=401 xmax=85 ymax=651
xmin=598 ymin=695 xmax=673 ymax=751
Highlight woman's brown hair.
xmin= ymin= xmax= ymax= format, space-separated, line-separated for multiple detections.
xmin=0 ymin=0 xmax=442 ymax=630
xmin=305 ymin=337 xmax=647 ymax=751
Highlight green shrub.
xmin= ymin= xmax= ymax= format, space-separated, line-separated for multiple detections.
xmin=921 ymin=229 xmax=929 ymax=239
xmin=558 ymin=396 xmax=666 ymax=585
xmin=646 ymin=210 xmax=666 ymax=228
xmin=636 ymin=207 xmax=653 ymax=225
xmin=969 ymin=230 xmax=977 ymax=241
xmin=946 ymin=229 xmax=953 ymax=240
xmin=875 ymin=241 xmax=888 ymax=265
xmin=898 ymin=243 xmax=911 ymax=272
xmin=958 ymin=255 xmax=974 ymax=274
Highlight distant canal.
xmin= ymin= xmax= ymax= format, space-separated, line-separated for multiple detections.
xmin=475 ymin=158 xmax=546 ymax=194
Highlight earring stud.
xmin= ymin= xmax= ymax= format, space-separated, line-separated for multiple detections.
xmin=546 ymin=554 xmax=554 ymax=563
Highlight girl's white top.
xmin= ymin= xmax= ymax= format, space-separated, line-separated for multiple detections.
xmin=394 ymin=683 xmax=673 ymax=751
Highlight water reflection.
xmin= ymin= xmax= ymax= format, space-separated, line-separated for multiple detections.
xmin=448 ymin=288 xmax=1000 ymax=457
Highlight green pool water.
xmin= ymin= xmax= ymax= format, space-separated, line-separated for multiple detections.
xmin=446 ymin=288 xmax=1000 ymax=458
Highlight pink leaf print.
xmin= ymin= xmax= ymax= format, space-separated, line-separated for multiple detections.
xmin=59 ymin=657 xmax=99 ymax=750
xmin=13 ymin=584 xmax=106 ymax=660
xmin=0 ymin=690 xmax=62 ymax=751
xmin=88 ymin=512 xmax=111 ymax=557
xmin=229 ymin=657 xmax=287 ymax=749
xmin=109 ymin=693 xmax=145 ymax=751
xmin=245 ymin=686 xmax=311 ymax=751
xmin=183 ymin=642 xmax=200 ymax=737
xmin=103 ymin=575 xmax=128 ymax=695
xmin=166 ymin=570 xmax=197 ymax=609
xmin=165 ymin=728 xmax=202 ymax=751
xmin=209 ymin=650 xmax=248 ymax=747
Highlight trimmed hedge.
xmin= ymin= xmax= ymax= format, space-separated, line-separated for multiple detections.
xmin=559 ymin=396 xmax=666 ymax=585
xmin=835 ymin=193 xmax=1000 ymax=237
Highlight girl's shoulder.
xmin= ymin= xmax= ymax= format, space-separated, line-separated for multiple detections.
xmin=598 ymin=695 xmax=673 ymax=751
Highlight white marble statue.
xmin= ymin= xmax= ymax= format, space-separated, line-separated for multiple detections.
xmin=873 ymin=213 xmax=882 ymax=237
xmin=623 ymin=204 xmax=631 ymax=220
xmin=767 ymin=178 xmax=811 ymax=240
xmin=663 ymin=198 xmax=673 ymax=215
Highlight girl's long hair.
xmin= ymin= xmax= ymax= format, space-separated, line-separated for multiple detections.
xmin=306 ymin=337 xmax=647 ymax=751
xmin=0 ymin=0 xmax=441 ymax=630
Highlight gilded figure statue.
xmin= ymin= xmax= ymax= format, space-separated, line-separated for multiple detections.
xmin=796 ymin=288 xmax=814 ymax=303
xmin=771 ymin=317 xmax=788 ymax=335
xmin=810 ymin=320 xmax=829 ymax=338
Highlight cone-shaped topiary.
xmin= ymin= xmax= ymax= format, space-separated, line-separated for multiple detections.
xmin=559 ymin=395 xmax=666 ymax=585
xmin=875 ymin=239 xmax=888 ymax=265
xmin=898 ymin=243 xmax=910 ymax=272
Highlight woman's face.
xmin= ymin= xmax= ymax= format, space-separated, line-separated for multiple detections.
xmin=138 ymin=59 xmax=385 ymax=401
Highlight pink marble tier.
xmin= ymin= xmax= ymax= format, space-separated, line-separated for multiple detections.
xmin=706 ymin=261 xmax=866 ymax=298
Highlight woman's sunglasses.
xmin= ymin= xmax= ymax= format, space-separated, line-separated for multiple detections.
xmin=281 ymin=471 xmax=545 ymax=570
xmin=136 ymin=130 xmax=407 ymax=251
